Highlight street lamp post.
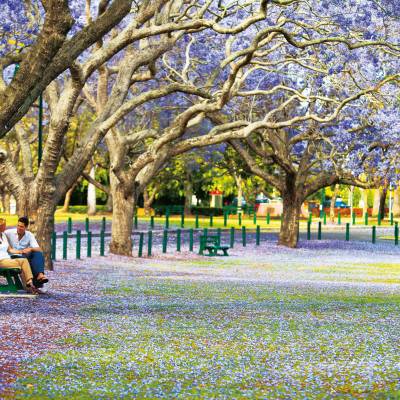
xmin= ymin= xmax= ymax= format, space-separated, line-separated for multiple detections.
xmin=320 ymin=188 xmax=325 ymax=218
xmin=38 ymin=94 xmax=43 ymax=166
xmin=13 ymin=62 xmax=43 ymax=167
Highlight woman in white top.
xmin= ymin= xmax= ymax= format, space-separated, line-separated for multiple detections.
xmin=0 ymin=218 xmax=36 ymax=293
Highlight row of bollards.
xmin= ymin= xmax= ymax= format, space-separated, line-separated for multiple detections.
xmin=66 ymin=212 xmax=396 ymax=238
xmin=307 ymin=220 xmax=399 ymax=244
xmin=57 ymin=218 xmax=400 ymax=261
xmin=67 ymin=216 xmax=107 ymax=234
xmin=57 ymin=230 xmax=106 ymax=260
xmin=311 ymin=211 xmax=395 ymax=227
xmin=52 ymin=226 xmax=264 ymax=260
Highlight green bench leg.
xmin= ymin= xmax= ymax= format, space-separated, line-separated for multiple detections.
xmin=0 ymin=271 xmax=22 ymax=293
xmin=13 ymin=274 xmax=24 ymax=290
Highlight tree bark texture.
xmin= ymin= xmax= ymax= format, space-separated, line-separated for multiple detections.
xmin=184 ymin=178 xmax=193 ymax=215
xmin=330 ymin=184 xmax=339 ymax=223
xmin=372 ymin=189 xmax=381 ymax=217
xmin=87 ymin=165 xmax=97 ymax=215
xmin=393 ymin=188 xmax=400 ymax=217
xmin=379 ymin=186 xmax=387 ymax=219
xmin=278 ymin=178 xmax=302 ymax=248
xmin=62 ymin=185 xmax=75 ymax=213
xmin=109 ymin=173 xmax=134 ymax=256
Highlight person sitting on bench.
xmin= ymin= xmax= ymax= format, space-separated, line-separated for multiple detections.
xmin=0 ymin=218 xmax=37 ymax=293
xmin=5 ymin=216 xmax=49 ymax=288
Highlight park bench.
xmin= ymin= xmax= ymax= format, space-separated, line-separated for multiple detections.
xmin=199 ymin=235 xmax=229 ymax=256
xmin=0 ymin=267 xmax=24 ymax=293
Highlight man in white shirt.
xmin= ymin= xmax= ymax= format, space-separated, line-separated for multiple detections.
xmin=0 ymin=218 xmax=36 ymax=292
xmin=5 ymin=216 xmax=49 ymax=287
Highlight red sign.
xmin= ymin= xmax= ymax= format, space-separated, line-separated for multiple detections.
xmin=209 ymin=189 xmax=223 ymax=195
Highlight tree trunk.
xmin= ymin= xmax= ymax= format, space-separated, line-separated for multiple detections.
xmin=379 ymin=186 xmax=387 ymax=219
xmin=234 ymin=174 xmax=243 ymax=214
xmin=361 ymin=189 xmax=369 ymax=216
xmin=106 ymin=193 xmax=113 ymax=212
xmin=393 ymin=188 xmax=400 ymax=217
xmin=61 ymin=184 xmax=75 ymax=212
xmin=2 ymin=192 xmax=10 ymax=214
xmin=143 ymin=189 xmax=151 ymax=216
xmin=87 ymin=165 xmax=97 ymax=216
xmin=279 ymin=182 xmax=302 ymax=248
xmin=109 ymin=173 xmax=134 ymax=256
xmin=35 ymin=202 xmax=57 ymax=270
xmin=184 ymin=179 xmax=193 ymax=215
xmin=330 ymin=184 xmax=339 ymax=223
xmin=16 ymin=185 xmax=56 ymax=270
xmin=372 ymin=189 xmax=381 ymax=217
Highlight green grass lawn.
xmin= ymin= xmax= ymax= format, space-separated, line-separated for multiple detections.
xmin=13 ymin=257 xmax=400 ymax=399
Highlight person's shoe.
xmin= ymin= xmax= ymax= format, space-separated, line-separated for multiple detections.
xmin=36 ymin=273 xmax=49 ymax=284
xmin=26 ymin=279 xmax=39 ymax=294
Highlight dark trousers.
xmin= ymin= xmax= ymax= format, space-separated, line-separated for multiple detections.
xmin=11 ymin=252 xmax=45 ymax=277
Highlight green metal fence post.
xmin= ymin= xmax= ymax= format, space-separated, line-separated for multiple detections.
xmin=346 ymin=223 xmax=350 ymax=241
xmin=365 ymin=212 xmax=368 ymax=226
xmin=230 ymin=227 xmax=235 ymax=248
xmin=195 ymin=213 xmax=199 ymax=229
xmin=101 ymin=217 xmax=106 ymax=232
xmin=134 ymin=215 xmax=138 ymax=229
xmin=253 ymin=213 xmax=257 ymax=225
xmin=224 ymin=212 xmax=228 ymax=227
xmin=395 ymin=222 xmax=399 ymax=246
xmin=210 ymin=214 xmax=213 ymax=227
xmin=256 ymin=225 xmax=260 ymax=246
xmin=51 ymin=232 xmax=57 ymax=260
xmin=242 ymin=226 xmax=246 ymax=247
xmin=138 ymin=233 xmax=144 ymax=257
xmin=378 ymin=212 xmax=381 ymax=226
xmin=307 ymin=221 xmax=311 ymax=240
xmin=238 ymin=213 xmax=242 ymax=226
xmin=338 ymin=211 xmax=341 ymax=225
xmin=87 ymin=231 xmax=92 ymax=258
xmin=372 ymin=226 xmax=376 ymax=244
xmin=85 ymin=217 xmax=89 ymax=232
xmin=352 ymin=212 xmax=356 ymax=225
xmin=150 ymin=216 xmax=154 ymax=229
xmin=62 ymin=231 xmax=68 ymax=260
xmin=162 ymin=230 xmax=168 ymax=253
xmin=76 ymin=230 xmax=81 ymax=259
xmin=189 ymin=229 xmax=194 ymax=252
xmin=100 ymin=230 xmax=105 ymax=256
xmin=317 ymin=221 xmax=322 ymax=240
xmin=165 ymin=214 xmax=169 ymax=229
xmin=177 ymin=229 xmax=181 ymax=252
xmin=67 ymin=217 xmax=72 ymax=234
xmin=181 ymin=213 xmax=184 ymax=228
xmin=148 ymin=231 xmax=153 ymax=256
xmin=267 ymin=213 xmax=270 ymax=225
xmin=390 ymin=212 xmax=394 ymax=226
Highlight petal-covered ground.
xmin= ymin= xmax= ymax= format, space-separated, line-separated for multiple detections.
xmin=2 ymin=240 xmax=400 ymax=399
